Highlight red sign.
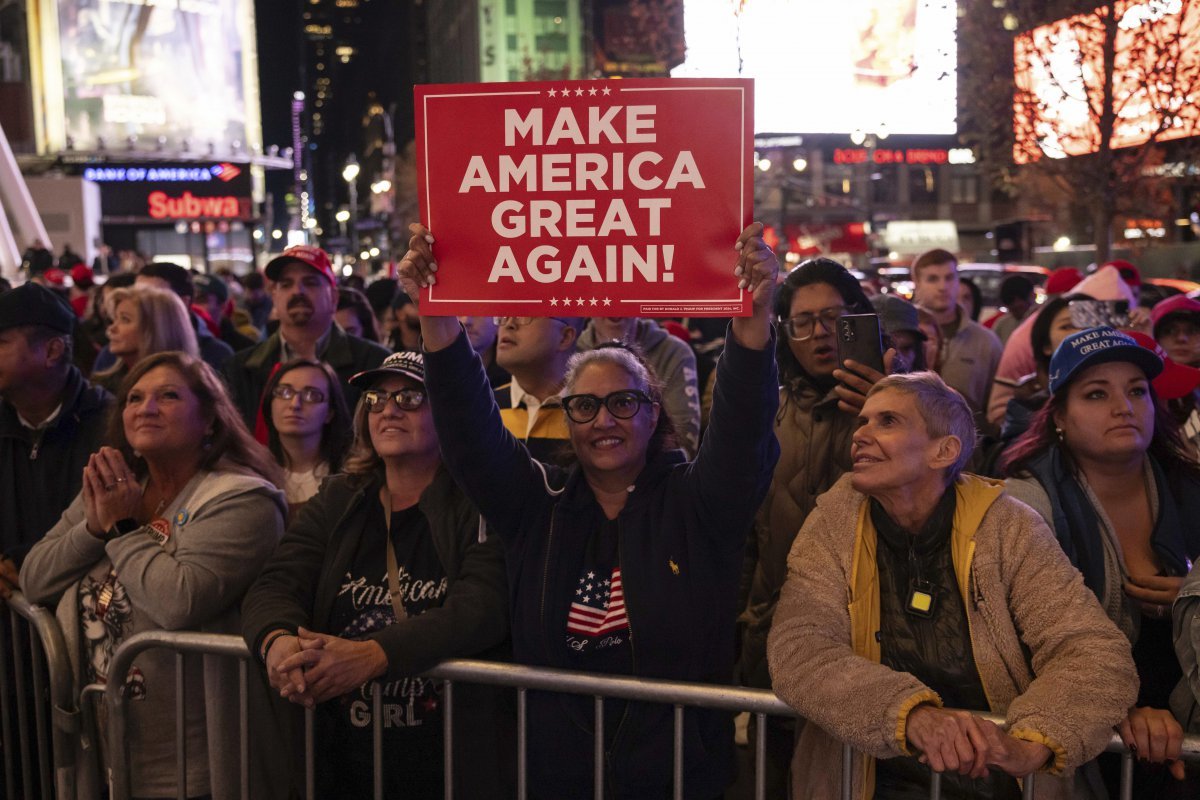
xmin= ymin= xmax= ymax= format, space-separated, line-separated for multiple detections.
xmin=414 ymin=78 xmax=753 ymax=317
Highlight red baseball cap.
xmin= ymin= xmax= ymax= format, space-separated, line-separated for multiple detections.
xmin=1045 ymin=267 xmax=1083 ymax=295
xmin=1124 ymin=329 xmax=1200 ymax=400
xmin=1151 ymin=294 xmax=1200 ymax=336
xmin=1103 ymin=260 xmax=1141 ymax=288
xmin=70 ymin=264 xmax=95 ymax=288
xmin=41 ymin=267 xmax=66 ymax=287
xmin=264 ymin=245 xmax=337 ymax=288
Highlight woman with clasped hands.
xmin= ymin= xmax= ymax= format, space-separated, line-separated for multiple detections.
xmin=767 ymin=371 xmax=1137 ymax=799
xmin=400 ymin=222 xmax=780 ymax=800
xmin=20 ymin=351 xmax=287 ymax=799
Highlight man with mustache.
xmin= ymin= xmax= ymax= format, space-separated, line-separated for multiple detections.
xmin=224 ymin=245 xmax=390 ymax=433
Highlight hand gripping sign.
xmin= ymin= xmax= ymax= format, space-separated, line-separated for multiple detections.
xmin=414 ymin=78 xmax=754 ymax=317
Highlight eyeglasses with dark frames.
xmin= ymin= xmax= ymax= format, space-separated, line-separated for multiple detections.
xmin=272 ymin=385 xmax=327 ymax=404
xmin=362 ymin=388 xmax=426 ymax=413
xmin=561 ymin=390 xmax=655 ymax=424
xmin=779 ymin=305 xmax=848 ymax=341
xmin=493 ymin=316 xmax=570 ymax=328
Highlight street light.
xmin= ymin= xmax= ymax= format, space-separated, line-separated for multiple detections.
xmin=343 ymin=155 xmax=360 ymax=253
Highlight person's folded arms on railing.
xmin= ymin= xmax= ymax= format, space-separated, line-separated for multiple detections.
xmin=767 ymin=372 xmax=1137 ymax=800
xmin=240 ymin=349 xmax=510 ymax=800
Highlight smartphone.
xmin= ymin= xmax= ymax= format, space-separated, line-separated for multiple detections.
xmin=1069 ymin=299 xmax=1130 ymax=330
xmin=836 ymin=314 xmax=885 ymax=375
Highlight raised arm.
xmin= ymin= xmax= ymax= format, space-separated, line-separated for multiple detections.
xmin=399 ymin=222 xmax=561 ymax=539
xmin=686 ymin=223 xmax=781 ymax=544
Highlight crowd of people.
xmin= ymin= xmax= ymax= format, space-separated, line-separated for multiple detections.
xmin=1 ymin=232 xmax=1200 ymax=799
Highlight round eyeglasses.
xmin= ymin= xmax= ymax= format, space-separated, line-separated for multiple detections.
xmin=362 ymin=388 xmax=426 ymax=413
xmin=561 ymin=390 xmax=654 ymax=424
xmin=272 ymin=385 xmax=327 ymax=404
xmin=779 ymin=305 xmax=847 ymax=341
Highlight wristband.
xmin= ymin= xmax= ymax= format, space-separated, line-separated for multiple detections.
xmin=103 ymin=518 xmax=142 ymax=543
xmin=260 ymin=630 xmax=291 ymax=664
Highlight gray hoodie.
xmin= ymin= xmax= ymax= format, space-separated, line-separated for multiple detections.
xmin=21 ymin=467 xmax=287 ymax=799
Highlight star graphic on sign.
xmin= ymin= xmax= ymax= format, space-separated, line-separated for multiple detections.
xmin=561 ymin=297 xmax=572 ymax=306
xmin=421 ymin=696 xmax=438 ymax=713
xmin=577 ymin=296 xmax=585 ymax=305
xmin=587 ymin=571 xmax=595 ymax=579
xmin=588 ymin=87 xmax=598 ymax=96
xmin=582 ymin=595 xmax=590 ymax=603
xmin=548 ymin=88 xmax=558 ymax=97
xmin=562 ymin=86 xmax=572 ymax=96
xmin=550 ymin=297 xmax=559 ymax=307
xmin=602 ymin=86 xmax=612 ymax=96
xmin=603 ymin=297 xmax=612 ymax=306
xmin=586 ymin=583 xmax=594 ymax=591
xmin=590 ymin=297 xmax=598 ymax=306
xmin=576 ymin=587 xmax=582 ymax=595
xmin=574 ymin=88 xmax=584 ymax=96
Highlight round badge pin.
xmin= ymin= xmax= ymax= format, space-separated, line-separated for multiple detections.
xmin=175 ymin=509 xmax=190 ymax=526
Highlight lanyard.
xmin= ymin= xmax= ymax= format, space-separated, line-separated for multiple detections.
xmin=381 ymin=488 xmax=408 ymax=622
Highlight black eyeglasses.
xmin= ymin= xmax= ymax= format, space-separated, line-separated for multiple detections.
xmin=779 ymin=305 xmax=847 ymax=341
xmin=561 ymin=390 xmax=654 ymax=424
xmin=493 ymin=316 xmax=569 ymax=328
xmin=362 ymin=388 xmax=426 ymax=413
xmin=272 ymin=385 xmax=327 ymax=404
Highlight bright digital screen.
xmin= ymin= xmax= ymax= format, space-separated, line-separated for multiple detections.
xmin=671 ymin=0 xmax=957 ymax=136
xmin=1013 ymin=0 xmax=1200 ymax=162
xmin=51 ymin=0 xmax=255 ymax=153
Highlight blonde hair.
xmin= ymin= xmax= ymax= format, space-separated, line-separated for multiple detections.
xmin=96 ymin=286 xmax=199 ymax=382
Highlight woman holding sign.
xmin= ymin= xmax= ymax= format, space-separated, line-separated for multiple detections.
xmin=400 ymin=221 xmax=780 ymax=799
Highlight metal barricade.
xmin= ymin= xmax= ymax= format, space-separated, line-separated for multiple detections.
xmin=0 ymin=591 xmax=77 ymax=800
xmin=95 ymin=630 xmax=1200 ymax=800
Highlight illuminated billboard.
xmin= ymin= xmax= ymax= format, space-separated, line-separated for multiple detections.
xmin=33 ymin=0 xmax=262 ymax=157
xmin=671 ymin=0 xmax=957 ymax=136
xmin=1014 ymin=1 xmax=1200 ymax=162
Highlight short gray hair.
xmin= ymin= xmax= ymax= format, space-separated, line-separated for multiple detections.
xmin=866 ymin=371 xmax=976 ymax=480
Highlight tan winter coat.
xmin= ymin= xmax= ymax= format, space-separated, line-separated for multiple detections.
xmin=768 ymin=474 xmax=1137 ymax=800
xmin=740 ymin=382 xmax=856 ymax=689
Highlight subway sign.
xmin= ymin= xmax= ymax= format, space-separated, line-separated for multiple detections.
xmin=78 ymin=161 xmax=255 ymax=222
xmin=147 ymin=191 xmax=252 ymax=220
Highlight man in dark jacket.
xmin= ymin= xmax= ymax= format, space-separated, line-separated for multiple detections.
xmin=0 ymin=283 xmax=111 ymax=590
xmin=224 ymin=245 xmax=390 ymax=431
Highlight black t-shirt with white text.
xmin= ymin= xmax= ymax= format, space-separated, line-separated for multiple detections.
xmin=318 ymin=503 xmax=448 ymax=798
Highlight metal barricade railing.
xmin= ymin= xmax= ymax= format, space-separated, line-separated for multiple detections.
xmin=0 ymin=591 xmax=77 ymax=800
xmin=94 ymin=630 xmax=1200 ymax=800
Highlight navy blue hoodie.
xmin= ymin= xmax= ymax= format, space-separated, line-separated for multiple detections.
xmin=424 ymin=324 xmax=779 ymax=799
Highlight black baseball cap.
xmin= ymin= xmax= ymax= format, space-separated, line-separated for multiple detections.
xmin=0 ymin=283 xmax=76 ymax=334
